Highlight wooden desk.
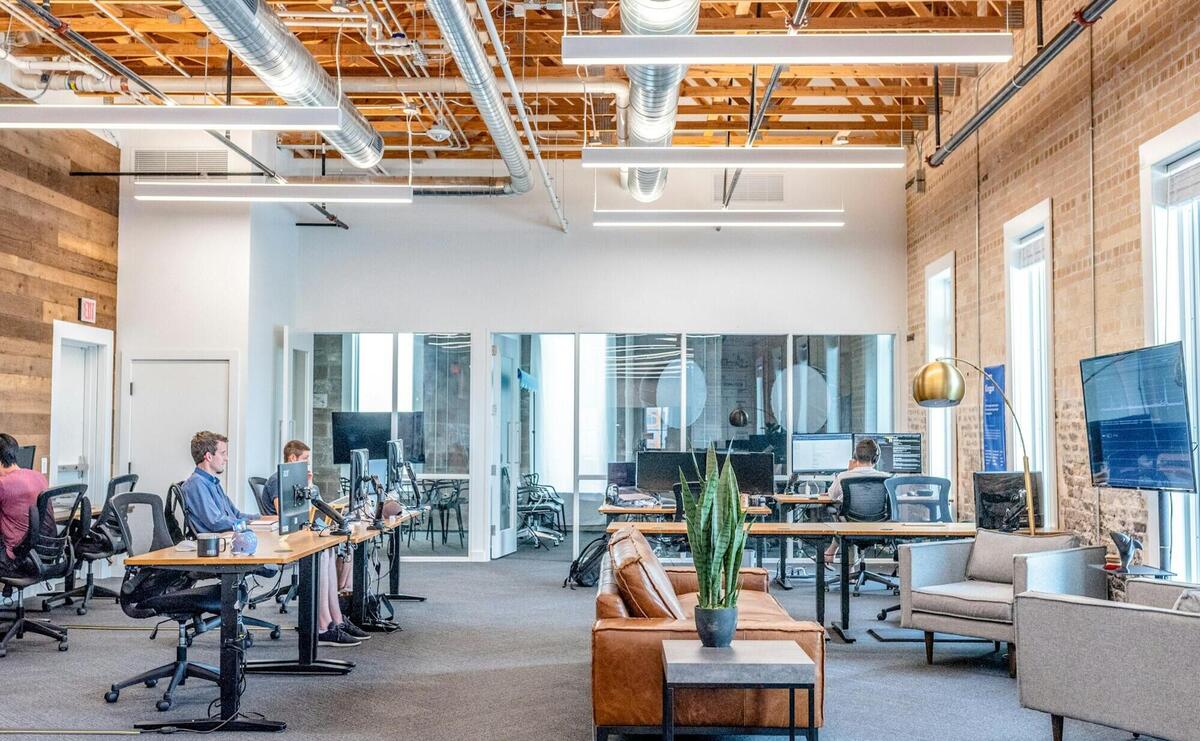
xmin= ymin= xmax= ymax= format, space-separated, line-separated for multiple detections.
xmin=599 ymin=503 xmax=771 ymax=523
xmin=125 ymin=528 xmax=350 ymax=733
xmin=52 ymin=504 xmax=102 ymax=524
xmin=770 ymin=494 xmax=835 ymax=506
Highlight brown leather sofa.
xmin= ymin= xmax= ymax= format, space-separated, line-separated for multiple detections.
xmin=592 ymin=527 xmax=825 ymax=740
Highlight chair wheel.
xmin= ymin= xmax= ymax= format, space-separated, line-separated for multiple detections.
xmin=77 ymin=606 xmax=88 ymax=616
xmin=270 ymin=627 xmax=281 ymax=640
xmin=244 ymin=634 xmax=254 ymax=648
xmin=279 ymin=605 xmax=288 ymax=615
xmin=58 ymin=641 xmax=68 ymax=651
xmin=105 ymin=690 xmax=119 ymax=703
xmin=64 ymin=597 xmax=74 ymax=606
xmin=156 ymin=697 xmax=173 ymax=712
xmin=877 ymin=610 xmax=888 ymax=620
xmin=0 ymin=649 xmax=7 ymax=658
xmin=145 ymin=679 xmax=158 ymax=688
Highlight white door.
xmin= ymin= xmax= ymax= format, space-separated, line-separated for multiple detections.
xmin=52 ymin=344 xmax=94 ymax=489
xmin=490 ymin=335 xmax=521 ymax=558
xmin=126 ymin=359 xmax=230 ymax=498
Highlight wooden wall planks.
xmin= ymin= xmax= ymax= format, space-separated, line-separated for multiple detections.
xmin=0 ymin=125 xmax=118 ymax=467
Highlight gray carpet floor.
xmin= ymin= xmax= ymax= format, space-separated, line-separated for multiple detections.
xmin=0 ymin=547 xmax=1139 ymax=741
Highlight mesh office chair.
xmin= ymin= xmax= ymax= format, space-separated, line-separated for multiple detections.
xmin=248 ymin=476 xmax=271 ymax=515
xmin=104 ymin=491 xmax=224 ymax=712
xmin=0 ymin=485 xmax=86 ymax=657
xmin=874 ymin=476 xmax=954 ymax=621
xmin=828 ymin=474 xmax=898 ymax=596
xmin=41 ymin=474 xmax=138 ymax=615
xmin=245 ymin=475 xmax=299 ymax=613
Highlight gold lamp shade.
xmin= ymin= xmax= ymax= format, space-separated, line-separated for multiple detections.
xmin=912 ymin=360 xmax=967 ymax=408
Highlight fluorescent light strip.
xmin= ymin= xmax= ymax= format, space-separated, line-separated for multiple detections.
xmin=582 ymin=146 xmax=904 ymax=170
xmin=0 ymin=104 xmax=342 ymax=131
xmin=562 ymin=32 xmax=1013 ymax=66
xmin=593 ymin=210 xmax=844 ymax=228
xmin=134 ymin=181 xmax=413 ymax=204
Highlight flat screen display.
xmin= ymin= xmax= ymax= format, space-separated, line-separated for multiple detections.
xmin=331 ymin=412 xmax=390 ymax=464
xmin=636 ymin=451 xmax=775 ymax=494
xmin=853 ymin=433 xmax=923 ymax=474
xmin=974 ymin=471 xmax=1044 ymax=530
xmin=791 ymin=434 xmax=853 ymax=474
xmin=1081 ymin=342 xmax=1196 ymax=492
xmin=607 ymin=462 xmax=635 ymax=488
xmin=15 ymin=445 xmax=34 ymax=470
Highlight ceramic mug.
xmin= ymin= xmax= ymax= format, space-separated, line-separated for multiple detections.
xmin=197 ymin=533 xmax=226 ymax=558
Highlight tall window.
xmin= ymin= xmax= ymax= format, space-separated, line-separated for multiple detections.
xmin=925 ymin=254 xmax=955 ymax=482
xmin=1005 ymin=201 xmax=1056 ymax=526
xmin=1151 ymin=148 xmax=1200 ymax=578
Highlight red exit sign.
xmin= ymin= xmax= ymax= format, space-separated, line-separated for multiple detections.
xmin=78 ymin=297 xmax=97 ymax=324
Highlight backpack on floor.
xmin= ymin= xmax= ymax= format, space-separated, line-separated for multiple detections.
xmin=563 ymin=534 xmax=609 ymax=590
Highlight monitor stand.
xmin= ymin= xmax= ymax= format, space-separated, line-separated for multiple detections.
xmin=274 ymin=533 xmax=295 ymax=553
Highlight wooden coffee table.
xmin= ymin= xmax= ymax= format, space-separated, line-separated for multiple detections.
xmin=661 ymin=639 xmax=818 ymax=741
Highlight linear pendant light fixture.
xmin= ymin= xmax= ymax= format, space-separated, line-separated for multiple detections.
xmin=582 ymin=146 xmax=905 ymax=170
xmin=134 ymin=181 xmax=413 ymax=204
xmin=593 ymin=209 xmax=844 ymax=228
xmin=0 ymin=104 xmax=343 ymax=131
xmin=562 ymin=32 xmax=1013 ymax=66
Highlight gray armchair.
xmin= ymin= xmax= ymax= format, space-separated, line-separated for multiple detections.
xmin=900 ymin=530 xmax=1106 ymax=676
xmin=1016 ymin=578 xmax=1200 ymax=741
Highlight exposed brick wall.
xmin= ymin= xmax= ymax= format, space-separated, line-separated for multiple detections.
xmin=906 ymin=0 xmax=1200 ymax=550
xmin=312 ymin=334 xmax=343 ymax=497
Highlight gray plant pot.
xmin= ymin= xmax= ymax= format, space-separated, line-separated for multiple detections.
xmin=695 ymin=606 xmax=738 ymax=648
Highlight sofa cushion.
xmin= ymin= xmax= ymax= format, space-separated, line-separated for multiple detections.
xmin=677 ymin=589 xmax=791 ymax=624
xmin=911 ymin=580 xmax=1014 ymax=623
xmin=608 ymin=527 xmax=686 ymax=619
xmin=965 ymin=529 xmax=1077 ymax=584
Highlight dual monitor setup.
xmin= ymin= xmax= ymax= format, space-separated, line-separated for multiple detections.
xmin=791 ymin=432 xmax=923 ymax=475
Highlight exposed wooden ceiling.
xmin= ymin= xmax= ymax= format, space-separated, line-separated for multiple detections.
xmin=0 ymin=0 xmax=1021 ymax=159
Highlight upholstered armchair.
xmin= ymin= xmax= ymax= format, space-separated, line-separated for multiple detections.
xmin=1015 ymin=578 xmax=1200 ymax=741
xmin=899 ymin=530 xmax=1107 ymax=676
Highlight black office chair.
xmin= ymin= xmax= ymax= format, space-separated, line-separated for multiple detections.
xmin=828 ymin=474 xmax=898 ymax=596
xmin=248 ymin=476 xmax=271 ymax=515
xmin=168 ymin=481 xmax=281 ymax=643
xmin=104 ymin=491 xmax=224 ymax=712
xmin=246 ymin=475 xmax=301 ymax=613
xmin=41 ymin=474 xmax=138 ymax=615
xmin=0 ymin=485 xmax=86 ymax=657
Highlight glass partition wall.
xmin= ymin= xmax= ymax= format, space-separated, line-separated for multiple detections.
xmin=312 ymin=332 xmax=472 ymax=558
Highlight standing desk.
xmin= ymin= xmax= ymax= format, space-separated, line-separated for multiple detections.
xmin=125 ymin=529 xmax=349 ymax=733
xmin=345 ymin=511 xmax=420 ymax=631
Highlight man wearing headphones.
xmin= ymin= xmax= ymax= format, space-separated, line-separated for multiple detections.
xmin=824 ymin=437 xmax=888 ymax=559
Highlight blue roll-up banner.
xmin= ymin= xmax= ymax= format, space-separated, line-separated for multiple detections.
xmin=982 ymin=364 xmax=1008 ymax=472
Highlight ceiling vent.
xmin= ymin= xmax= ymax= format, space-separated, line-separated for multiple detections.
xmin=712 ymin=172 xmax=783 ymax=204
xmin=133 ymin=149 xmax=229 ymax=182
xmin=1005 ymin=3 xmax=1026 ymax=29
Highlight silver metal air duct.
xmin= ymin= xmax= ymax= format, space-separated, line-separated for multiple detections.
xmin=180 ymin=0 xmax=383 ymax=170
xmin=620 ymin=0 xmax=698 ymax=202
xmin=425 ymin=0 xmax=532 ymax=194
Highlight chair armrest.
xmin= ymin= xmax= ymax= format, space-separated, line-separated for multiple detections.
xmin=663 ymin=566 xmax=770 ymax=595
xmin=592 ymin=618 xmax=825 ymax=728
xmin=899 ymin=540 xmax=972 ymax=628
xmin=1125 ymin=577 xmax=1200 ymax=609
xmin=1014 ymin=591 xmax=1200 ymax=740
xmin=1014 ymin=546 xmax=1107 ymax=599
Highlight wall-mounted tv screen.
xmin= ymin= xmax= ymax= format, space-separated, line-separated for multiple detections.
xmin=1081 ymin=342 xmax=1196 ymax=492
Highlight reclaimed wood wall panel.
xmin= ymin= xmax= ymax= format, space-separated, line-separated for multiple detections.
xmin=0 ymin=125 xmax=118 ymax=468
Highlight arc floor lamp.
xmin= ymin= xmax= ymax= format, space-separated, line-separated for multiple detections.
xmin=912 ymin=358 xmax=1038 ymax=536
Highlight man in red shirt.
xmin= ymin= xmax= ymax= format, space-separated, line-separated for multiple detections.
xmin=0 ymin=433 xmax=48 ymax=576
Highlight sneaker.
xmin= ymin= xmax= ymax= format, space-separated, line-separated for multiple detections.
xmin=317 ymin=626 xmax=361 ymax=647
xmin=341 ymin=621 xmax=370 ymax=640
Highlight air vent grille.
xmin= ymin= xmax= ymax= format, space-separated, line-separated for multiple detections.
xmin=133 ymin=149 xmax=229 ymax=182
xmin=712 ymin=172 xmax=784 ymax=203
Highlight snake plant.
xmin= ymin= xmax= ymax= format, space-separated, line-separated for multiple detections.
xmin=679 ymin=447 xmax=749 ymax=610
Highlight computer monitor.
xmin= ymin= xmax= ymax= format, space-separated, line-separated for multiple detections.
xmin=791 ymin=433 xmax=853 ymax=474
xmin=973 ymin=471 xmax=1044 ymax=531
xmin=276 ymin=460 xmax=310 ymax=537
xmin=386 ymin=438 xmax=405 ymax=489
xmin=636 ymin=451 xmax=776 ymax=494
xmin=348 ymin=448 xmax=370 ymax=517
xmin=607 ymin=462 xmax=635 ymax=488
xmin=331 ymin=412 xmax=390 ymax=464
xmin=853 ymin=433 xmax=923 ymax=474
xmin=15 ymin=445 xmax=34 ymax=470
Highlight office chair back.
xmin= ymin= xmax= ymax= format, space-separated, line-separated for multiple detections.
xmin=841 ymin=475 xmax=893 ymax=523
xmin=109 ymin=492 xmax=196 ymax=620
xmin=163 ymin=482 xmax=190 ymax=543
xmin=671 ymin=481 xmax=702 ymax=522
xmin=26 ymin=485 xmax=86 ymax=581
xmin=248 ymin=476 xmax=270 ymax=513
xmin=93 ymin=474 xmax=139 ymax=554
xmin=885 ymin=476 xmax=953 ymax=523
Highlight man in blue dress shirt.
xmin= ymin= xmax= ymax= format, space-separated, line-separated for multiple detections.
xmin=180 ymin=431 xmax=256 ymax=533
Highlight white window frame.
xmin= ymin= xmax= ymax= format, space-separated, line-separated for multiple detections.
xmin=1140 ymin=110 xmax=1200 ymax=575
xmin=925 ymin=252 xmax=956 ymax=489
xmin=1003 ymin=199 xmax=1057 ymax=529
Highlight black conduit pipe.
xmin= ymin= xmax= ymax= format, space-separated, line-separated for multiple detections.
xmin=926 ymin=0 xmax=1118 ymax=168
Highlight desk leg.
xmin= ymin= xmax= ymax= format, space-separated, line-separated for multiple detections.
xmin=137 ymin=573 xmax=286 ymax=732
xmin=807 ymin=684 xmax=817 ymax=741
xmin=789 ymin=686 xmax=796 ymax=741
xmin=814 ymin=539 xmax=826 ymax=626
xmin=385 ymin=527 xmax=426 ymax=603
xmin=662 ymin=683 xmax=674 ymax=741
xmin=775 ymin=533 xmax=793 ymax=591
xmin=831 ymin=536 xmax=855 ymax=643
xmin=353 ymin=537 xmax=401 ymax=633
xmin=245 ymin=552 xmax=354 ymax=676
